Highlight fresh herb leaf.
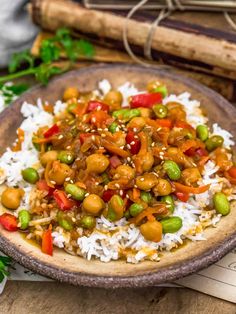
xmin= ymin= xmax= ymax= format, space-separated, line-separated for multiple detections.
xmin=40 ymin=39 xmax=61 ymax=64
xmin=4 ymin=84 xmax=29 ymax=95
xmin=0 ymin=256 xmax=12 ymax=283
xmin=35 ymin=64 xmax=66 ymax=85
xmin=8 ymin=50 xmax=35 ymax=73
xmin=76 ymin=39 xmax=95 ymax=58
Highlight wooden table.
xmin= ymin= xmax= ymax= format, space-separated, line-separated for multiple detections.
xmin=0 ymin=281 xmax=235 ymax=313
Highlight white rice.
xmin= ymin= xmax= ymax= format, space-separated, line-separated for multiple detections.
xmin=0 ymin=80 xmax=235 ymax=264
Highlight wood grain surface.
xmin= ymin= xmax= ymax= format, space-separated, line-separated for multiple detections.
xmin=0 ymin=282 xmax=235 ymax=314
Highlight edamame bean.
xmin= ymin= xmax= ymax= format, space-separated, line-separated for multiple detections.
xmin=101 ymin=172 xmax=110 ymax=184
xmin=160 ymin=216 xmax=182 ymax=233
xmin=108 ymin=122 xmax=118 ymax=133
xmin=213 ymin=192 xmax=230 ymax=216
xmin=22 ymin=167 xmax=39 ymax=184
xmin=196 ymin=125 xmax=209 ymax=142
xmin=80 ymin=215 xmax=96 ymax=229
xmin=18 ymin=210 xmax=30 ymax=230
xmin=161 ymin=195 xmax=175 ymax=213
xmin=140 ymin=191 xmax=152 ymax=204
xmin=154 ymin=85 xmax=168 ymax=98
xmin=65 ymin=184 xmax=86 ymax=201
xmin=112 ymin=108 xmax=140 ymax=122
xmin=153 ymin=104 xmax=168 ymax=118
xmin=57 ymin=151 xmax=75 ymax=165
xmin=57 ymin=212 xmax=73 ymax=231
xmin=129 ymin=203 xmax=144 ymax=217
xmin=107 ymin=195 xmax=124 ymax=221
xmin=205 ymin=135 xmax=224 ymax=152
xmin=163 ymin=160 xmax=181 ymax=181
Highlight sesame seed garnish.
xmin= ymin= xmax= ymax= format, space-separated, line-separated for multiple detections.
xmin=126 ymin=144 xmax=131 ymax=149
xmin=119 ymin=190 xmax=124 ymax=196
xmin=130 ymin=141 xmax=135 ymax=145
xmin=133 ymin=128 xmax=137 ymax=132
xmin=157 ymin=127 xmax=161 ymax=131
xmin=50 ymin=180 xmax=56 ymax=184
xmin=134 ymin=135 xmax=139 ymax=139
xmin=91 ymin=117 xmax=96 ymax=123
xmin=104 ymin=185 xmax=108 ymax=190
xmin=65 ymin=177 xmax=70 ymax=182
xmin=70 ymin=180 xmax=74 ymax=184
xmin=91 ymin=135 xmax=96 ymax=141
xmin=115 ymin=183 xmax=120 ymax=188
xmin=134 ymin=184 xmax=138 ymax=188
xmin=98 ymin=146 xmax=104 ymax=149
xmin=120 ymin=146 xmax=124 ymax=149
xmin=58 ymin=134 xmax=63 ymax=139
xmin=127 ymin=157 xmax=131 ymax=162
xmin=95 ymin=182 xmax=99 ymax=186
xmin=104 ymin=128 xmax=108 ymax=131
xmin=140 ymin=177 xmax=144 ymax=181
xmin=97 ymin=128 xmax=102 ymax=131
xmin=101 ymin=134 xmax=106 ymax=138
xmin=66 ymin=145 xmax=72 ymax=150
xmin=85 ymin=193 xmax=90 ymax=197
xmin=151 ymin=142 xmax=155 ymax=147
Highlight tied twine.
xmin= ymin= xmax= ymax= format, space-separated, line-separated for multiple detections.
xmin=123 ymin=0 xmax=236 ymax=67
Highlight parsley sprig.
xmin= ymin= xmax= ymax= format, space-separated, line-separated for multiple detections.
xmin=0 ymin=256 xmax=12 ymax=283
xmin=0 ymin=28 xmax=94 ymax=85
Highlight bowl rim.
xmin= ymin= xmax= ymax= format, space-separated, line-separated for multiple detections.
xmin=0 ymin=63 xmax=236 ymax=288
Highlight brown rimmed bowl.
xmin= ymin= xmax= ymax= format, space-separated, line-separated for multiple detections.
xmin=0 ymin=64 xmax=235 ymax=288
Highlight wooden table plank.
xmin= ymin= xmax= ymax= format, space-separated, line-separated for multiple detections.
xmin=0 ymin=282 xmax=235 ymax=314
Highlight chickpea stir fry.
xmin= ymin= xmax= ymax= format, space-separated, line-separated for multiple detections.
xmin=0 ymin=81 xmax=235 ymax=257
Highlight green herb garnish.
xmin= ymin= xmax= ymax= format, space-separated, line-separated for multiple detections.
xmin=0 ymin=256 xmax=12 ymax=283
xmin=0 ymin=28 xmax=95 ymax=85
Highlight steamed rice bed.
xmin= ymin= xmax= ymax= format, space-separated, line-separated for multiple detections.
xmin=0 ymin=79 xmax=235 ymax=264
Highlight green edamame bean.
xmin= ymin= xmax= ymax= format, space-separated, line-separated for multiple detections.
xmin=124 ymin=210 xmax=131 ymax=219
xmin=65 ymin=184 xmax=86 ymax=201
xmin=213 ymin=192 xmax=230 ymax=216
xmin=18 ymin=210 xmax=30 ymax=230
xmin=153 ymin=104 xmax=168 ymax=119
xmin=154 ymin=85 xmax=168 ymax=98
xmin=161 ymin=195 xmax=175 ymax=213
xmin=129 ymin=203 xmax=144 ymax=217
xmin=163 ymin=160 xmax=181 ymax=181
xmin=107 ymin=195 xmax=124 ymax=221
xmin=57 ymin=151 xmax=75 ymax=165
xmin=80 ymin=215 xmax=96 ymax=229
xmin=205 ymin=135 xmax=224 ymax=152
xmin=140 ymin=191 xmax=152 ymax=204
xmin=57 ymin=212 xmax=73 ymax=231
xmin=22 ymin=167 xmax=39 ymax=184
xmin=32 ymin=136 xmax=40 ymax=151
xmin=108 ymin=122 xmax=118 ymax=134
xmin=160 ymin=216 xmax=182 ymax=233
xmin=196 ymin=125 xmax=209 ymax=142
xmin=112 ymin=108 xmax=140 ymax=122
xmin=101 ymin=172 xmax=110 ymax=184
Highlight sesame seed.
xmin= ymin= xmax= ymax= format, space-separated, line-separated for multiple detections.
xmin=91 ymin=117 xmax=96 ymax=123
xmin=119 ymin=190 xmax=124 ymax=196
xmin=85 ymin=193 xmax=90 ymax=197
xmin=91 ymin=135 xmax=96 ymax=141
xmin=67 ymin=194 xmax=72 ymax=198
xmin=133 ymin=128 xmax=137 ymax=132
xmin=120 ymin=146 xmax=124 ymax=149
xmin=140 ymin=177 xmax=144 ymax=181
xmin=58 ymin=134 xmax=63 ymax=139
xmin=104 ymin=185 xmax=108 ymax=190
xmin=70 ymin=180 xmax=74 ymax=184
xmin=115 ymin=183 xmax=120 ymax=188
xmin=130 ymin=141 xmax=135 ymax=145
xmin=97 ymin=128 xmax=102 ymax=131
xmin=157 ymin=127 xmax=162 ymax=131
xmin=101 ymin=134 xmax=106 ymax=138
xmin=127 ymin=157 xmax=131 ymax=162
xmin=72 ymin=217 xmax=76 ymax=222
xmin=127 ymin=144 xmax=131 ymax=149
xmin=151 ymin=142 xmax=155 ymax=147
xmin=95 ymin=182 xmax=99 ymax=186
xmin=98 ymin=146 xmax=104 ymax=149
xmin=50 ymin=180 xmax=56 ymax=184
xmin=66 ymin=145 xmax=72 ymax=150
xmin=65 ymin=177 xmax=70 ymax=182
xmin=134 ymin=184 xmax=138 ymax=188
xmin=134 ymin=135 xmax=139 ymax=139
xmin=104 ymin=128 xmax=108 ymax=131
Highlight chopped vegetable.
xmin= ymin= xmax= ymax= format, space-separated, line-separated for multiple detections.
xmin=153 ymin=104 xmax=168 ymax=118
xmin=0 ymin=213 xmax=18 ymax=231
xmin=44 ymin=124 xmax=59 ymax=138
xmin=22 ymin=167 xmax=39 ymax=184
xmin=18 ymin=210 xmax=31 ymax=230
xmin=87 ymin=100 xmax=109 ymax=112
xmin=130 ymin=93 xmax=162 ymax=108
xmin=205 ymin=135 xmax=224 ymax=152
xmin=213 ymin=192 xmax=230 ymax=216
xmin=42 ymin=227 xmax=53 ymax=256
xmin=53 ymin=190 xmax=76 ymax=211
xmin=57 ymin=151 xmax=75 ymax=165
xmin=65 ymin=183 xmax=86 ymax=201
xmin=161 ymin=216 xmax=182 ymax=233
xmin=163 ymin=160 xmax=181 ymax=181
xmin=129 ymin=203 xmax=144 ymax=217
xmin=196 ymin=125 xmax=209 ymax=142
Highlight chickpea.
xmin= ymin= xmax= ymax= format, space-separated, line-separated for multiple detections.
xmin=152 ymin=179 xmax=172 ymax=196
xmin=146 ymin=80 xmax=161 ymax=93
xmin=142 ymin=151 xmax=154 ymax=172
xmin=86 ymin=154 xmax=109 ymax=174
xmin=136 ymin=173 xmax=158 ymax=191
xmin=140 ymin=220 xmax=162 ymax=242
xmin=1 ymin=187 xmax=24 ymax=210
xmin=48 ymin=161 xmax=73 ymax=185
xmin=104 ymin=90 xmax=123 ymax=110
xmin=139 ymin=108 xmax=152 ymax=118
xmin=127 ymin=117 xmax=146 ymax=130
xmin=82 ymin=194 xmax=104 ymax=215
xmin=113 ymin=165 xmax=135 ymax=180
xmin=63 ymin=87 xmax=79 ymax=101
xmin=181 ymin=168 xmax=201 ymax=186
xmin=40 ymin=150 xmax=58 ymax=167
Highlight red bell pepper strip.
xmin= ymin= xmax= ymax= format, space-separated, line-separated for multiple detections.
xmin=126 ymin=130 xmax=141 ymax=154
xmin=53 ymin=190 xmax=76 ymax=211
xmin=130 ymin=93 xmax=162 ymax=108
xmin=79 ymin=133 xmax=92 ymax=144
xmin=42 ymin=228 xmax=53 ymax=256
xmin=173 ymin=182 xmax=210 ymax=194
xmin=109 ymin=156 xmax=122 ymax=169
xmin=36 ymin=180 xmax=54 ymax=196
xmin=90 ymin=111 xmax=112 ymax=128
xmin=175 ymin=192 xmax=189 ymax=202
xmin=87 ymin=101 xmax=109 ymax=112
xmin=0 ymin=213 xmax=18 ymax=231
xmin=102 ymin=189 xmax=117 ymax=202
xmin=228 ymin=166 xmax=236 ymax=179
xmin=44 ymin=124 xmax=59 ymax=138
xmin=185 ymin=147 xmax=208 ymax=157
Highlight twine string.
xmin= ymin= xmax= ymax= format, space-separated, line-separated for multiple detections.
xmin=123 ymin=0 xmax=236 ymax=67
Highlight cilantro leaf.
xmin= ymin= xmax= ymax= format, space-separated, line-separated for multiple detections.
xmin=39 ymin=39 xmax=60 ymax=64
xmin=4 ymin=84 xmax=29 ymax=95
xmin=8 ymin=50 xmax=35 ymax=73
xmin=0 ymin=256 xmax=12 ymax=283
xmin=76 ymin=39 xmax=95 ymax=58
xmin=35 ymin=64 xmax=66 ymax=85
